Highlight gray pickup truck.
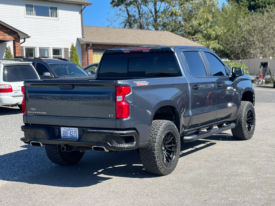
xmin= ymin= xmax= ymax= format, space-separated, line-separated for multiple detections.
xmin=21 ymin=46 xmax=255 ymax=176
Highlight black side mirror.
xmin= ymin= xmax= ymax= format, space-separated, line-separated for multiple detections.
xmin=232 ymin=67 xmax=244 ymax=77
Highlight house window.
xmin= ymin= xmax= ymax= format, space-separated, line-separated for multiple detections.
xmin=25 ymin=48 xmax=36 ymax=58
xmin=39 ymin=48 xmax=50 ymax=58
xmin=26 ymin=4 xmax=58 ymax=18
xmin=53 ymin=49 xmax=62 ymax=59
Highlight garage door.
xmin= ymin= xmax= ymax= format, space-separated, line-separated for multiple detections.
xmin=93 ymin=50 xmax=105 ymax=63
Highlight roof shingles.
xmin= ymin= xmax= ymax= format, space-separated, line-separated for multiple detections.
xmin=80 ymin=26 xmax=203 ymax=47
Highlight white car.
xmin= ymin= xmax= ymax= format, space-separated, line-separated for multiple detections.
xmin=0 ymin=59 xmax=39 ymax=109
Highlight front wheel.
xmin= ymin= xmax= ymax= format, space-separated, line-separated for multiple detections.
xmin=45 ymin=145 xmax=85 ymax=166
xmin=231 ymin=101 xmax=255 ymax=140
xmin=140 ymin=120 xmax=181 ymax=176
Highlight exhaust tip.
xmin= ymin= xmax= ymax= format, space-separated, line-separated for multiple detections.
xmin=30 ymin=141 xmax=44 ymax=147
xmin=92 ymin=146 xmax=109 ymax=152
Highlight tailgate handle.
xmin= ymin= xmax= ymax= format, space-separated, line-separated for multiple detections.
xmin=58 ymin=84 xmax=74 ymax=89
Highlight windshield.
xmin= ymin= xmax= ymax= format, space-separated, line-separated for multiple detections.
xmin=49 ymin=64 xmax=88 ymax=77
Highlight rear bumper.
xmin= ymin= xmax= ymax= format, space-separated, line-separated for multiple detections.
xmin=0 ymin=96 xmax=22 ymax=106
xmin=21 ymin=125 xmax=139 ymax=151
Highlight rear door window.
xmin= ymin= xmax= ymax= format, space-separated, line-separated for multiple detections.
xmin=204 ymin=52 xmax=227 ymax=76
xmin=3 ymin=65 xmax=39 ymax=82
xmin=98 ymin=53 xmax=181 ymax=79
xmin=183 ymin=52 xmax=207 ymax=77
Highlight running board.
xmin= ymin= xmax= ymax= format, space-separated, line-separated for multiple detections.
xmin=184 ymin=123 xmax=236 ymax=143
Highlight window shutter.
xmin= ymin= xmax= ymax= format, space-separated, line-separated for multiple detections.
xmin=20 ymin=46 xmax=24 ymax=57
xmin=64 ymin=48 xmax=69 ymax=60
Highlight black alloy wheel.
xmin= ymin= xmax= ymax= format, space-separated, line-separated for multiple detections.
xmin=162 ymin=131 xmax=177 ymax=165
xmin=246 ymin=109 xmax=254 ymax=132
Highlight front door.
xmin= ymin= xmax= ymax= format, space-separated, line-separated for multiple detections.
xmin=181 ymin=51 xmax=218 ymax=129
xmin=203 ymin=52 xmax=237 ymax=121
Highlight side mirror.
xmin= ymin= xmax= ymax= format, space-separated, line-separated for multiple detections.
xmin=43 ymin=72 xmax=53 ymax=78
xmin=232 ymin=67 xmax=244 ymax=77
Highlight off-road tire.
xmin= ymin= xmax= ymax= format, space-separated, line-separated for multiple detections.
xmin=140 ymin=120 xmax=181 ymax=176
xmin=231 ymin=101 xmax=255 ymax=140
xmin=45 ymin=145 xmax=85 ymax=166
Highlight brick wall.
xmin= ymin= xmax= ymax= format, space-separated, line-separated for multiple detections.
xmin=0 ymin=25 xmax=21 ymax=57
xmin=81 ymin=44 xmax=132 ymax=67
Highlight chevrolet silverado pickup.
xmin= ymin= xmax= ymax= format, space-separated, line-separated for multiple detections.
xmin=21 ymin=46 xmax=255 ymax=176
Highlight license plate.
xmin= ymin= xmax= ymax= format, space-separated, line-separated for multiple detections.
xmin=61 ymin=127 xmax=79 ymax=139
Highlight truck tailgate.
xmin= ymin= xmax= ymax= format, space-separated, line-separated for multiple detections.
xmin=24 ymin=80 xmax=116 ymax=119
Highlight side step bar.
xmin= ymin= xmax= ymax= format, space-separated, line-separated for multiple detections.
xmin=184 ymin=123 xmax=236 ymax=143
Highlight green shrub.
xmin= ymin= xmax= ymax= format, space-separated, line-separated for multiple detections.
xmin=224 ymin=61 xmax=249 ymax=75
xmin=4 ymin=46 xmax=13 ymax=59
xmin=70 ymin=44 xmax=81 ymax=67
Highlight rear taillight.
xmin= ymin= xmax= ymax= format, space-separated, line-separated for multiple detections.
xmin=116 ymin=86 xmax=131 ymax=119
xmin=21 ymin=86 xmax=26 ymax=114
xmin=0 ymin=84 xmax=13 ymax=93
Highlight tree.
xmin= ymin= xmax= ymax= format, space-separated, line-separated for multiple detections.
xmin=237 ymin=9 xmax=275 ymax=59
xmin=228 ymin=0 xmax=275 ymax=12
xmin=163 ymin=0 xmax=223 ymax=51
xmin=216 ymin=2 xmax=248 ymax=59
xmin=4 ymin=46 xmax=13 ymax=59
xmin=109 ymin=0 xmax=174 ymax=30
xmin=70 ymin=44 xmax=81 ymax=67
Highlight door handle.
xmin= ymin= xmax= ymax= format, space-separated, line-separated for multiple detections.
xmin=217 ymin=83 xmax=223 ymax=88
xmin=193 ymin=85 xmax=199 ymax=90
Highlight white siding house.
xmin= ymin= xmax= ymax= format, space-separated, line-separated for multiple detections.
xmin=0 ymin=0 xmax=91 ymax=65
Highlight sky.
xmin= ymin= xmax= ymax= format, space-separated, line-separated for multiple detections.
xmin=83 ymin=0 xmax=227 ymax=28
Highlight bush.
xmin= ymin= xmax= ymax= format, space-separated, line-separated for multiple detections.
xmin=4 ymin=46 xmax=13 ymax=59
xmin=224 ymin=61 xmax=249 ymax=75
xmin=70 ymin=44 xmax=81 ymax=67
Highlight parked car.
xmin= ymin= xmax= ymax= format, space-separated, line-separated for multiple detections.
xmin=21 ymin=46 xmax=255 ymax=176
xmin=0 ymin=59 xmax=39 ymax=109
xmin=83 ymin=63 xmax=99 ymax=77
xmin=21 ymin=58 xmax=89 ymax=79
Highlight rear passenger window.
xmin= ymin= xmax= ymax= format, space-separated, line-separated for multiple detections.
xmin=183 ymin=52 xmax=207 ymax=77
xmin=204 ymin=52 xmax=227 ymax=76
xmin=3 ymin=65 xmax=39 ymax=82
xmin=35 ymin=63 xmax=49 ymax=75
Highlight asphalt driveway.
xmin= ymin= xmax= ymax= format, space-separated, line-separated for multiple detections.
xmin=0 ymin=86 xmax=274 ymax=205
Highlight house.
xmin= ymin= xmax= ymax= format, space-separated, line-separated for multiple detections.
xmin=0 ymin=0 xmax=202 ymax=67
xmin=79 ymin=26 xmax=203 ymax=67
xmin=0 ymin=0 xmax=91 ymax=61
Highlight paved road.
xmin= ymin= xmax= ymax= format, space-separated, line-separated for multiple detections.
xmin=0 ymin=86 xmax=275 ymax=206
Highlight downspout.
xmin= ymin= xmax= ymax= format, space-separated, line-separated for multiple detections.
xmin=20 ymin=38 xmax=26 ymax=45
xmin=87 ymin=43 xmax=92 ymax=65
xmin=81 ymin=5 xmax=87 ymax=38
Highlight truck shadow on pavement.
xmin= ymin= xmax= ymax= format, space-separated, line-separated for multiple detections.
xmin=0 ymin=135 xmax=240 ymax=187
xmin=0 ymin=107 xmax=22 ymax=116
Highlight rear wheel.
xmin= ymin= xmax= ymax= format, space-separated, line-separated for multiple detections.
xmin=140 ymin=120 xmax=180 ymax=176
xmin=232 ymin=101 xmax=255 ymax=140
xmin=45 ymin=145 xmax=85 ymax=166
